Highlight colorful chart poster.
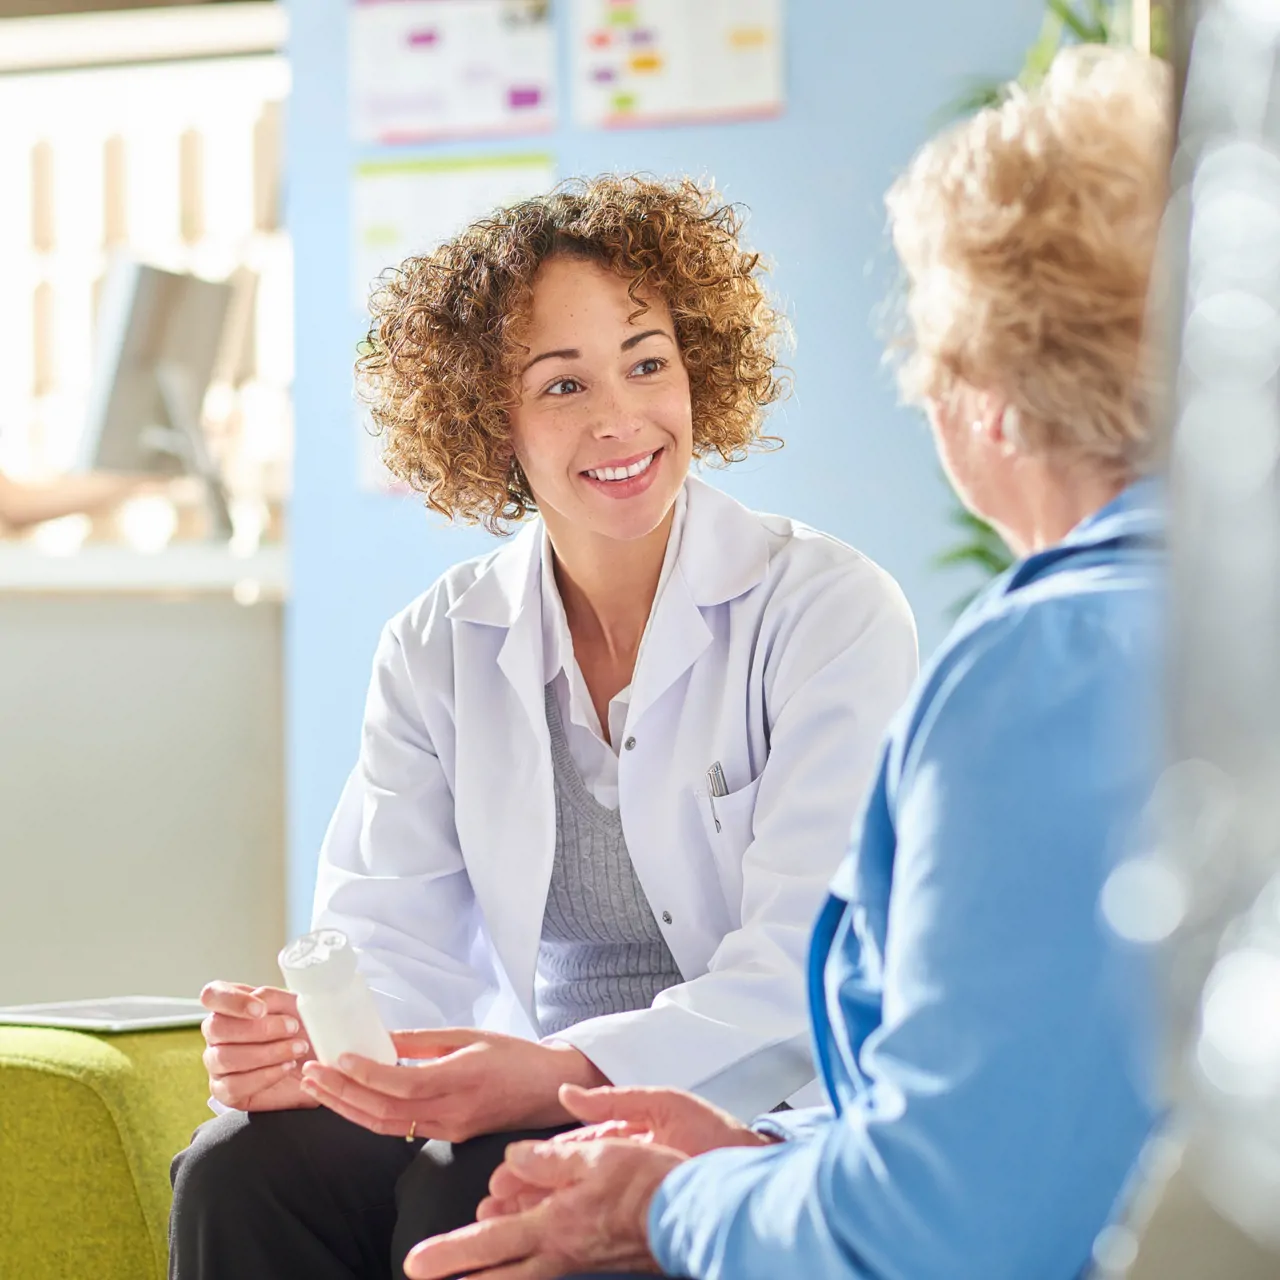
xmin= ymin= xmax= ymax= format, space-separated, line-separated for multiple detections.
xmin=350 ymin=0 xmax=556 ymax=144
xmin=351 ymin=152 xmax=556 ymax=309
xmin=572 ymin=0 xmax=784 ymax=129
xmin=351 ymin=152 xmax=557 ymax=490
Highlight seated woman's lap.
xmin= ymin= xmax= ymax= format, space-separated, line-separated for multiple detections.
xmin=391 ymin=1123 xmax=574 ymax=1274
xmin=170 ymin=1107 xmax=420 ymax=1278
xmin=169 ymin=1107 xmax=569 ymax=1279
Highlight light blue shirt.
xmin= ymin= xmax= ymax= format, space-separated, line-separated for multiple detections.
xmin=648 ymin=481 xmax=1163 ymax=1280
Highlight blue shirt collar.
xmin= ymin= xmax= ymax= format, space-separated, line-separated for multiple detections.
xmin=1057 ymin=475 xmax=1164 ymax=553
xmin=982 ymin=475 xmax=1164 ymax=604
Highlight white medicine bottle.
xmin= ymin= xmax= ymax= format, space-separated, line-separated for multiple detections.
xmin=277 ymin=928 xmax=397 ymax=1067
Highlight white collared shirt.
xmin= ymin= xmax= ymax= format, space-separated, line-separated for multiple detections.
xmin=540 ymin=489 xmax=687 ymax=809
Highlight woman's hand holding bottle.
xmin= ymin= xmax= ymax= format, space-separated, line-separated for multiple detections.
xmin=199 ymin=981 xmax=318 ymax=1112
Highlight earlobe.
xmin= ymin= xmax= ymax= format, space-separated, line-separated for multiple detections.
xmin=999 ymin=405 xmax=1021 ymax=457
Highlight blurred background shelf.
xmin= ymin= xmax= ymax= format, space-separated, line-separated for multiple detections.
xmin=0 ymin=541 xmax=288 ymax=597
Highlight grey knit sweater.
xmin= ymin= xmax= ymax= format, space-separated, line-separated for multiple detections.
xmin=535 ymin=684 xmax=683 ymax=1036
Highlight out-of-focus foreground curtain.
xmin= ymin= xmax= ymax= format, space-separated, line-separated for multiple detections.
xmin=1099 ymin=2 xmax=1280 ymax=1276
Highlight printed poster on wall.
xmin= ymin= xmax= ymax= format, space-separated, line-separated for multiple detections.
xmin=352 ymin=152 xmax=557 ymax=491
xmin=572 ymin=0 xmax=784 ymax=129
xmin=350 ymin=0 xmax=557 ymax=144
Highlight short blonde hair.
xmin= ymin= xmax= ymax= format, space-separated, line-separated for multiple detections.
xmin=887 ymin=44 xmax=1172 ymax=471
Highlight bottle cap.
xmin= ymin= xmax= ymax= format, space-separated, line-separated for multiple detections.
xmin=278 ymin=928 xmax=358 ymax=996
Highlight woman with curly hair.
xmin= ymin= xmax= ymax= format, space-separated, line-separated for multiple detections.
xmin=168 ymin=175 xmax=917 ymax=1279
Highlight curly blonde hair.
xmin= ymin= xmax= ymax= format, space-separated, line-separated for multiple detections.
xmin=887 ymin=44 xmax=1172 ymax=472
xmin=356 ymin=175 xmax=787 ymax=532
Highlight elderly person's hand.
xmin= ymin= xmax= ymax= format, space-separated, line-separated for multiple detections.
xmin=298 ymin=1028 xmax=608 ymax=1143
xmin=475 ymin=1083 xmax=775 ymax=1221
xmin=548 ymin=1082 xmax=769 ymax=1156
xmin=404 ymin=1136 xmax=684 ymax=1279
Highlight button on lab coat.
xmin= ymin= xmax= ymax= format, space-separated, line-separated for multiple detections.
xmin=313 ymin=476 xmax=918 ymax=1118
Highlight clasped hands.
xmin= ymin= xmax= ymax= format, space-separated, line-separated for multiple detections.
xmin=403 ymin=1084 xmax=777 ymax=1279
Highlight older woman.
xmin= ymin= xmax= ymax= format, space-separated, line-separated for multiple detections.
xmin=406 ymin=44 xmax=1171 ymax=1280
xmin=168 ymin=177 xmax=916 ymax=1278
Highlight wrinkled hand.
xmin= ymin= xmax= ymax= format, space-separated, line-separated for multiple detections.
xmin=299 ymin=1028 xmax=608 ymax=1144
xmin=550 ymin=1083 xmax=771 ymax=1157
xmin=405 ymin=1137 xmax=683 ymax=1279
xmin=478 ymin=1082 xmax=773 ymax=1221
xmin=200 ymin=981 xmax=317 ymax=1112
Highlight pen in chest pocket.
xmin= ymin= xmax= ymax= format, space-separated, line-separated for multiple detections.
xmin=706 ymin=760 xmax=728 ymax=832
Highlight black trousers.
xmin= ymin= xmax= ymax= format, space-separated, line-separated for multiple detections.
xmin=168 ymin=1106 xmax=575 ymax=1280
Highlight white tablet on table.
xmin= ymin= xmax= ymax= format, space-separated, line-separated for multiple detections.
xmin=0 ymin=996 xmax=207 ymax=1033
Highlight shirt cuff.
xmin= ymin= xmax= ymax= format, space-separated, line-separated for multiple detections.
xmin=647 ymin=1142 xmax=796 ymax=1278
xmin=750 ymin=1103 xmax=833 ymax=1144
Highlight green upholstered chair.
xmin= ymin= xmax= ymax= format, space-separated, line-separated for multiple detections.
xmin=0 ymin=1025 xmax=210 ymax=1280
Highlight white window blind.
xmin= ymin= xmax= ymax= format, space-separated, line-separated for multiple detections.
xmin=0 ymin=44 xmax=292 ymax=515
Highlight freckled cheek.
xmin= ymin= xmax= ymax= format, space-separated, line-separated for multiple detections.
xmin=668 ymin=406 xmax=695 ymax=457
xmin=647 ymin=385 xmax=693 ymax=447
xmin=513 ymin=409 xmax=595 ymax=484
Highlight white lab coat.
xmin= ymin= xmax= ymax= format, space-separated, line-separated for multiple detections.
xmin=313 ymin=476 xmax=918 ymax=1118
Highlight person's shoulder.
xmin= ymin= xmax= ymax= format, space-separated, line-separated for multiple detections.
xmin=756 ymin=506 xmax=877 ymax=573
xmin=907 ymin=565 xmax=1160 ymax=758
xmin=981 ymin=552 xmax=1161 ymax=665
xmin=381 ymin=528 xmax=537 ymax=650
xmin=750 ymin=505 xmax=914 ymax=632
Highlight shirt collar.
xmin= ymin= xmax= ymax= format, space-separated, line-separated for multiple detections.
xmin=538 ymin=486 xmax=689 ymax=686
xmin=1057 ymin=474 xmax=1164 ymax=553
xmin=447 ymin=473 xmax=769 ymax=629
xmin=540 ymin=532 xmax=573 ymax=687
xmin=983 ymin=474 xmax=1165 ymax=605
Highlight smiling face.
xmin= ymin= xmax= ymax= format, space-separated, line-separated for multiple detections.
xmin=507 ymin=254 xmax=694 ymax=553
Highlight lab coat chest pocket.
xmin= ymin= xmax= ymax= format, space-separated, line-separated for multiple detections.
xmin=694 ymin=773 xmax=763 ymax=919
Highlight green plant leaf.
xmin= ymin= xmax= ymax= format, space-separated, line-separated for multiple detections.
xmin=1086 ymin=0 xmax=1116 ymax=34
xmin=1150 ymin=5 xmax=1170 ymax=57
xmin=936 ymin=532 xmax=1013 ymax=563
xmin=1046 ymin=0 xmax=1108 ymax=43
xmin=950 ymin=509 xmax=994 ymax=533
xmin=948 ymin=587 xmax=985 ymax=618
xmin=934 ymin=543 xmax=1013 ymax=573
xmin=1021 ymin=12 xmax=1066 ymax=82
xmin=934 ymin=80 xmax=1009 ymax=123
xmin=949 ymin=509 xmax=1009 ymax=542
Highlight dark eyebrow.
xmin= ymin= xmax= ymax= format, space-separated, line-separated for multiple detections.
xmin=520 ymin=347 xmax=579 ymax=375
xmin=621 ymin=328 xmax=671 ymax=352
xmin=519 ymin=328 xmax=671 ymax=377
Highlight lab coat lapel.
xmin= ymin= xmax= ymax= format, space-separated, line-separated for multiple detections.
xmin=628 ymin=477 xmax=771 ymax=722
xmin=450 ymin=524 xmax=549 ymax=744
xmin=491 ymin=605 xmax=555 ymax=1025
xmin=627 ymin=570 xmax=712 ymax=724
xmin=448 ymin=524 xmax=556 ymax=1027
xmin=496 ymin=594 xmax=550 ymax=745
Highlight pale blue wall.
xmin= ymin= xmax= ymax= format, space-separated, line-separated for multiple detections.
xmin=284 ymin=0 xmax=1043 ymax=932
